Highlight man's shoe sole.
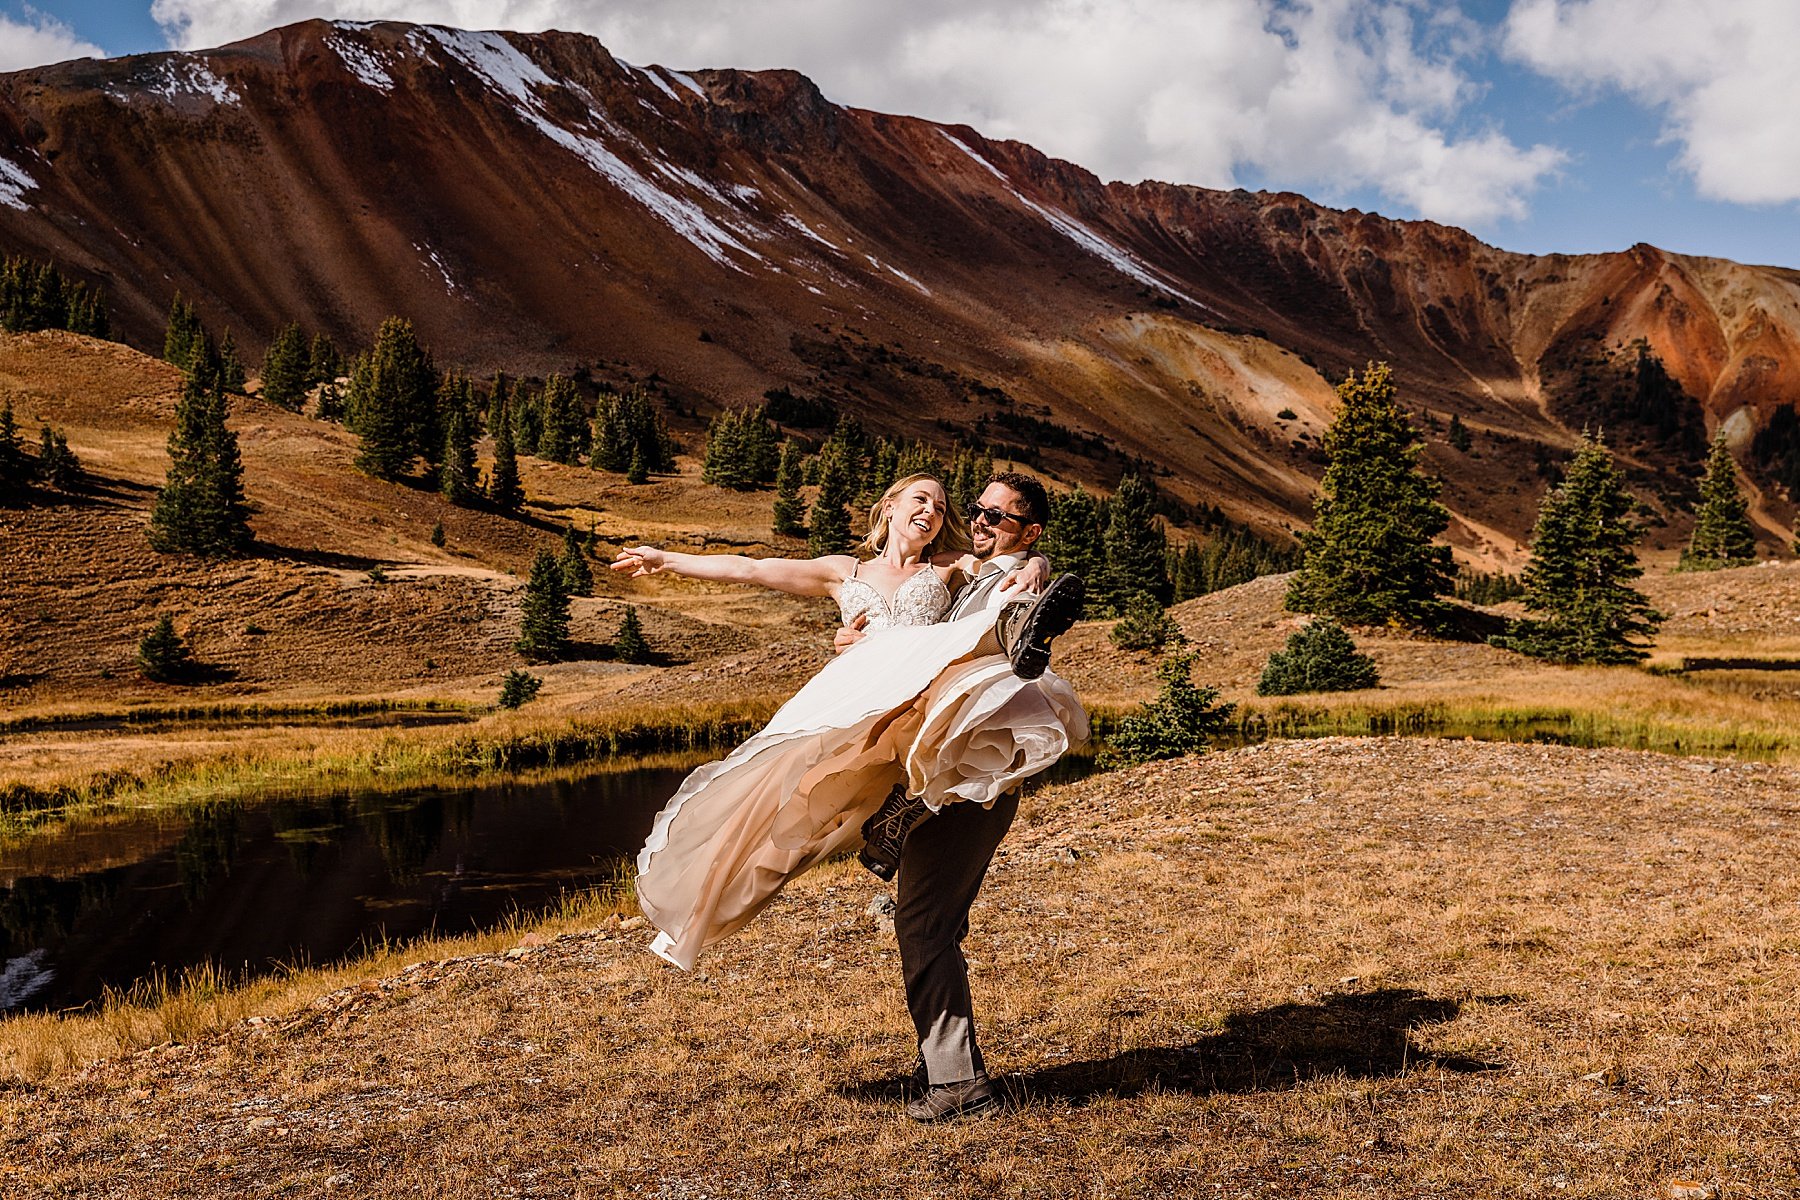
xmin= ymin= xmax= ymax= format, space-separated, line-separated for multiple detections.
xmin=904 ymin=1091 xmax=1001 ymax=1123
xmin=1011 ymin=574 xmax=1085 ymax=680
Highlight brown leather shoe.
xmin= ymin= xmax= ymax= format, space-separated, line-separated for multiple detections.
xmin=904 ymin=1073 xmax=1000 ymax=1123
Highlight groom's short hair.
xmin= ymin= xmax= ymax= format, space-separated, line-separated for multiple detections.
xmin=988 ymin=470 xmax=1049 ymax=527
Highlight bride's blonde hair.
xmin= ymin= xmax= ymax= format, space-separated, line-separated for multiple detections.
xmin=859 ymin=472 xmax=972 ymax=558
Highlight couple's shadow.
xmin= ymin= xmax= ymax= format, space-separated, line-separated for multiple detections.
xmin=841 ymin=989 xmax=1504 ymax=1107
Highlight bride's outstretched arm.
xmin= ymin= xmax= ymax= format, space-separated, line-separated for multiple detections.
xmin=611 ymin=546 xmax=853 ymax=598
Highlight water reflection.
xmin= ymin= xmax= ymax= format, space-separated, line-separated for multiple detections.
xmin=0 ymin=759 xmax=700 ymax=1014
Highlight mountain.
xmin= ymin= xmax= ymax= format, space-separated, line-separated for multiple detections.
xmin=3 ymin=19 xmax=1798 ymax=559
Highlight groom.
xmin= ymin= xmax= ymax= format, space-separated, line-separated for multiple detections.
xmin=836 ymin=469 xmax=1080 ymax=1122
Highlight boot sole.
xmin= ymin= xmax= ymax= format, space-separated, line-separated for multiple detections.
xmin=1011 ymin=574 xmax=1085 ymax=680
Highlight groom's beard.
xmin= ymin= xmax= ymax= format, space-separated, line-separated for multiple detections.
xmin=971 ymin=527 xmax=996 ymax=560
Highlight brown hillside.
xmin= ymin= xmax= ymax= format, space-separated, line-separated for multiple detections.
xmin=1 ymin=21 xmax=1797 ymax=558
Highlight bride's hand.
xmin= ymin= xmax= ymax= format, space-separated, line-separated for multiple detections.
xmin=611 ymin=546 xmax=666 ymax=576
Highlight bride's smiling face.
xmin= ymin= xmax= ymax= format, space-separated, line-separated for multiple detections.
xmin=885 ymin=480 xmax=947 ymax=548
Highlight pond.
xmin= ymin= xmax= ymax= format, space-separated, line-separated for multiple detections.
xmin=0 ymin=757 xmax=702 ymax=1015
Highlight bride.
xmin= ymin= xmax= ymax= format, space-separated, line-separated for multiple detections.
xmin=610 ymin=472 xmax=1085 ymax=969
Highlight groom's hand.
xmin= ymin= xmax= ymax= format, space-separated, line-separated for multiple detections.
xmin=833 ymin=613 xmax=869 ymax=655
xmin=1005 ymin=553 xmax=1051 ymax=593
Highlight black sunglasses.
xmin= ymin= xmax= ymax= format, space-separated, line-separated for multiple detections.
xmin=965 ymin=502 xmax=1030 ymax=529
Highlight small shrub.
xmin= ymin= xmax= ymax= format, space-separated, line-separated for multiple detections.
xmin=1103 ymin=647 xmax=1234 ymax=766
xmin=1256 ymin=620 xmax=1380 ymax=696
xmin=1109 ymin=592 xmax=1180 ymax=653
xmin=1276 ymin=407 xmax=1297 ymax=421
xmin=366 ymin=564 xmax=389 ymax=584
xmin=430 ymin=520 xmax=446 ymax=548
xmin=498 ymin=669 xmax=542 ymax=708
xmin=243 ymin=622 xmax=266 ymax=636
xmin=137 ymin=615 xmax=193 ymax=682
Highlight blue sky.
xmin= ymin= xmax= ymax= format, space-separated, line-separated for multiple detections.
xmin=6 ymin=0 xmax=1797 ymax=269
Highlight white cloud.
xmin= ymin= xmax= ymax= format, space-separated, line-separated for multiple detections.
xmin=1504 ymin=0 xmax=1800 ymax=207
xmin=147 ymin=0 xmax=1564 ymax=227
xmin=0 ymin=9 xmax=105 ymax=71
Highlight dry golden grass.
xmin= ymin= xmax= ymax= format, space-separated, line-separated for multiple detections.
xmin=4 ymin=739 xmax=1796 ymax=1198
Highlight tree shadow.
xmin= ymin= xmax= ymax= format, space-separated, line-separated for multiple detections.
xmin=839 ymin=989 xmax=1506 ymax=1108
xmin=246 ymin=542 xmax=387 ymax=572
xmin=1427 ymin=603 xmax=1512 ymax=644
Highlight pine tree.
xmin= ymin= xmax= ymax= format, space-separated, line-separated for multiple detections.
xmin=1098 ymin=474 xmax=1170 ymax=614
xmin=1037 ymin=485 xmax=1106 ymax=591
xmin=137 ymin=614 xmax=194 ymax=682
xmin=1103 ymin=647 xmax=1234 ymax=766
xmin=307 ymin=332 xmax=343 ymax=385
xmin=148 ymin=366 xmax=252 ymax=556
xmin=591 ymin=387 xmax=677 ymax=476
xmin=163 ymin=294 xmax=203 ymax=372
xmin=348 ymin=317 xmax=437 ymax=480
xmin=560 ymin=525 xmax=594 ymax=597
xmin=438 ymin=373 xmax=479 ymax=506
xmin=1257 ymin=620 xmax=1381 ymax=695
xmin=1493 ymin=433 xmax=1662 ymax=664
xmin=515 ymin=548 xmax=571 ymax=661
xmin=1286 ymin=362 xmax=1453 ymax=626
xmin=1447 ymin=413 xmax=1473 ymax=453
xmin=612 ymin=606 xmax=652 ymax=664
xmin=217 ymin=329 xmax=246 ymax=393
xmin=260 ymin=323 xmax=310 ymax=410
xmin=1110 ymin=592 xmax=1180 ymax=652
xmin=488 ymin=397 xmax=524 ymax=510
xmin=497 ymin=669 xmax=543 ymax=708
xmin=771 ymin=439 xmax=808 ymax=536
xmin=315 ymin=380 xmax=344 ymax=423
xmin=538 ymin=374 xmax=584 ymax=465
xmin=511 ymin=383 xmax=543 ymax=457
xmin=626 ymin=444 xmax=649 ymax=485
xmin=807 ymin=442 xmax=856 ymax=555
xmin=0 ymin=399 xmax=29 ymax=499
xmin=37 ymin=425 xmax=80 ymax=490
xmin=1682 ymin=432 xmax=1757 ymax=570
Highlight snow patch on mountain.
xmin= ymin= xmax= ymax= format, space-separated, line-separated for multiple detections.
xmin=328 ymin=33 xmax=395 ymax=92
xmin=0 ymin=155 xmax=37 ymax=210
xmin=420 ymin=27 xmax=758 ymax=270
xmin=149 ymin=56 xmax=239 ymax=105
xmin=940 ymin=132 xmax=1203 ymax=309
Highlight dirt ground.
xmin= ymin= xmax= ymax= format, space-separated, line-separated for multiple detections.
xmin=3 ymin=738 xmax=1796 ymax=1198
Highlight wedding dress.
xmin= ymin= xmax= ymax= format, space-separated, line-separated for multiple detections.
xmin=637 ymin=564 xmax=1088 ymax=969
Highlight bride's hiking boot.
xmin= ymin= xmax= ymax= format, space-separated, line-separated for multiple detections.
xmin=1000 ymin=573 xmax=1085 ymax=680
xmin=858 ymin=784 xmax=932 ymax=881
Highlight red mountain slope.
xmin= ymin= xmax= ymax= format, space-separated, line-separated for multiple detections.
xmin=2 ymin=19 xmax=1797 ymax=559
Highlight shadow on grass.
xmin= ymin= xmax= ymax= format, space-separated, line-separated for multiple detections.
xmin=841 ymin=988 xmax=1505 ymax=1108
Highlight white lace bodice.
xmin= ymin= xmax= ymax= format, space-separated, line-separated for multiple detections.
xmin=837 ymin=565 xmax=952 ymax=632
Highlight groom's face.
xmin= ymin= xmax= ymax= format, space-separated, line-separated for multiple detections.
xmin=970 ymin=482 xmax=1041 ymax=560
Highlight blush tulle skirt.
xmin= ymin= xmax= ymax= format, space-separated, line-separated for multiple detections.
xmin=635 ymin=608 xmax=1088 ymax=969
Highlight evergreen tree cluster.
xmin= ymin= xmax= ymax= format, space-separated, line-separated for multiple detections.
xmin=1750 ymin=404 xmax=1800 ymax=500
xmin=1167 ymin=524 xmax=1303 ymax=603
xmin=259 ymin=324 xmax=343 ymax=412
xmin=591 ymin=386 xmax=677 ymax=480
xmin=1453 ymin=570 xmax=1526 ymax=606
xmin=1256 ymin=620 xmax=1380 ymax=696
xmin=1681 ymin=433 xmax=1757 ymax=570
xmin=1492 ymin=433 xmax=1662 ymax=664
xmin=535 ymin=374 xmax=591 ymax=465
xmin=1035 ymin=475 xmax=1170 ymax=617
xmin=163 ymin=296 xmax=245 ymax=392
xmin=702 ymin=405 xmax=780 ymax=490
xmin=437 ymin=372 xmax=481 ymax=505
xmin=1286 ymin=362 xmax=1454 ymax=627
xmin=0 ymin=399 xmax=82 ymax=501
xmin=1 ymin=257 xmax=108 ymax=336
